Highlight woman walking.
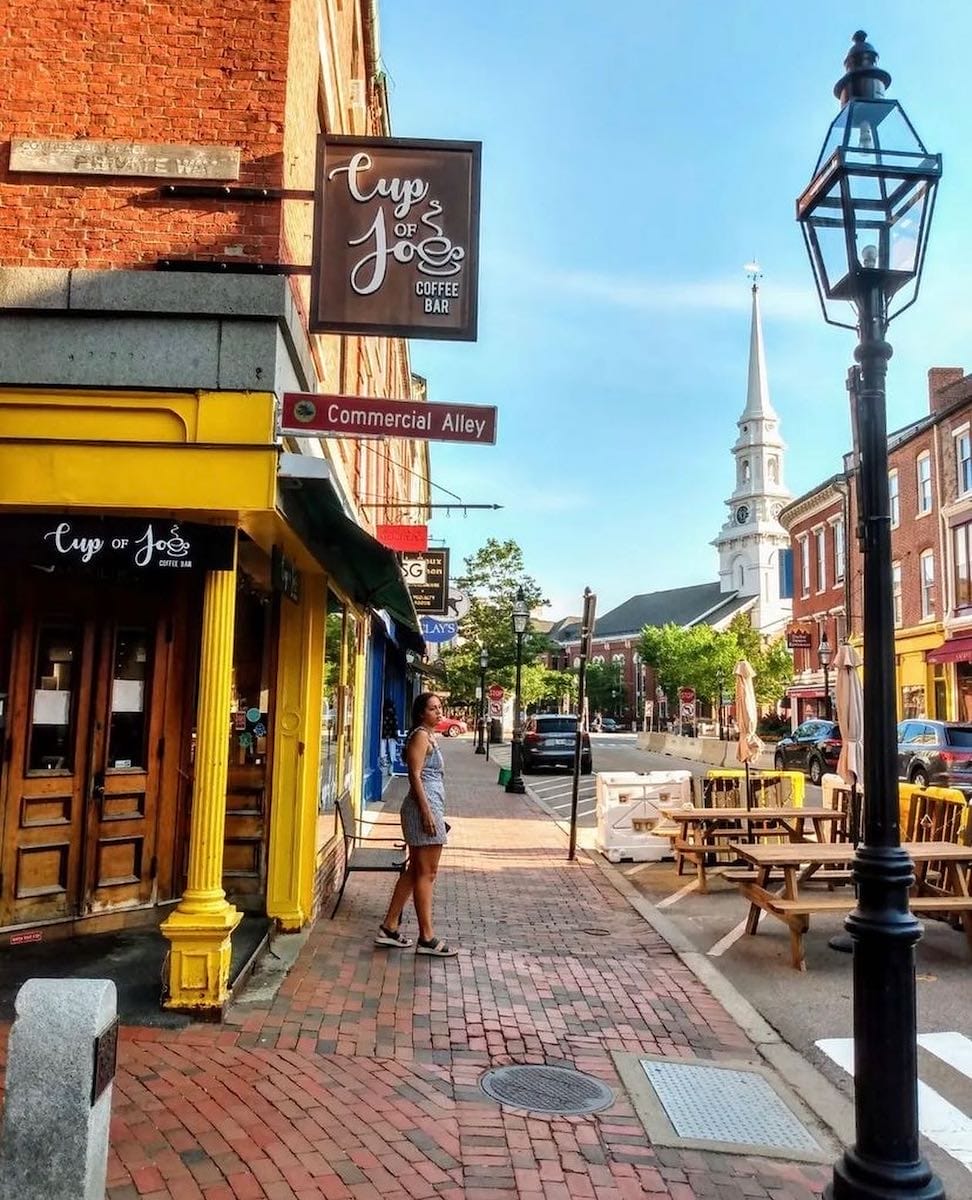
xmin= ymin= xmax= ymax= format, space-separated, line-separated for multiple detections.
xmin=375 ymin=692 xmax=458 ymax=957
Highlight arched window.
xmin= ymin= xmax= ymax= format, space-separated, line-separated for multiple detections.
xmin=768 ymin=456 xmax=779 ymax=483
xmin=592 ymin=655 xmax=605 ymax=664
xmin=740 ymin=458 xmax=751 ymax=483
xmin=737 ymin=561 xmax=746 ymax=589
xmin=572 ymin=656 xmax=581 ymax=669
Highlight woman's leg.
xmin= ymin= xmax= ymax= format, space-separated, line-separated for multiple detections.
xmin=382 ymin=859 xmax=415 ymax=931
xmin=411 ymin=844 xmax=443 ymax=942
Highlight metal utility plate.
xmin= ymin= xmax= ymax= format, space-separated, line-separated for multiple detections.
xmin=613 ymin=1053 xmax=832 ymax=1162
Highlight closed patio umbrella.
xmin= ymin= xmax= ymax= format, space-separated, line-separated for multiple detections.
xmin=735 ymin=659 xmax=762 ymax=810
xmin=835 ymin=641 xmax=864 ymax=846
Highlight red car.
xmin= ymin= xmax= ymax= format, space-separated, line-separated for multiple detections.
xmin=435 ymin=717 xmax=468 ymax=738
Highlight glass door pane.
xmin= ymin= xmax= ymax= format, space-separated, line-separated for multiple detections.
xmin=28 ymin=625 xmax=82 ymax=773
xmin=108 ymin=627 xmax=151 ymax=770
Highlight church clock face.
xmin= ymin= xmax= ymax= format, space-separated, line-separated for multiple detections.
xmin=735 ymin=504 xmax=750 ymax=525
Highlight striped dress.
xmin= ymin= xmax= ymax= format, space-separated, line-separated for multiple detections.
xmin=399 ymin=730 xmax=448 ymax=847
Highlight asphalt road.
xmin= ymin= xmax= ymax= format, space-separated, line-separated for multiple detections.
xmin=514 ymin=733 xmax=972 ymax=1182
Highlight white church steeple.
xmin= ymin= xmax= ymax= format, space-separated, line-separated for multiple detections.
xmin=712 ymin=265 xmax=793 ymax=636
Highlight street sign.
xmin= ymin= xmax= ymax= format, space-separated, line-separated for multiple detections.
xmin=487 ymin=684 xmax=505 ymax=702
xmin=445 ymin=587 xmax=471 ymax=621
xmin=401 ymin=548 xmax=449 ymax=615
xmin=679 ymin=687 xmax=696 ymax=704
xmin=376 ymin=524 xmax=428 ymax=553
xmin=680 ymin=702 xmax=695 ymax=721
xmin=420 ymin=617 xmax=457 ymax=644
xmin=488 ymin=700 xmax=503 ymax=719
xmin=281 ymin=393 xmax=497 ymax=445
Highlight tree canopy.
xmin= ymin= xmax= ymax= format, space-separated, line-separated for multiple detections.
xmin=638 ymin=612 xmax=792 ymax=706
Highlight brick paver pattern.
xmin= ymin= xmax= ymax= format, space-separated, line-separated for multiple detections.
xmin=0 ymin=745 xmax=829 ymax=1199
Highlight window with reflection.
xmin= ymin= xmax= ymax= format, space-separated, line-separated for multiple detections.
xmin=229 ymin=580 xmax=273 ymax=768
xmin=108 ymin=627 xmax=151 ymax=769
xmin=28 ymin=625 xmax=81 ymax=772
xmin=319 ymin=593 xmax=345 ymax=822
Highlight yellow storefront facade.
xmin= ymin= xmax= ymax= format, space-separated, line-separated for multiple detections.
xmin=0 ymin=385 xmax=421 ymax=1011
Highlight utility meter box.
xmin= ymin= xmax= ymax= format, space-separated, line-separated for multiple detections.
xmin=595 ymin=771 xmax=694 ymax=863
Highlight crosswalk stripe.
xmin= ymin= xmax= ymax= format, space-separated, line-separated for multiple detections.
xmin=919 ymin=1032 xmax=972 ymax=1081
xmin=657 ymin=878 xmax=700 ymax=908
xmin=817 ymin=1035 xmax=972 ymax=1172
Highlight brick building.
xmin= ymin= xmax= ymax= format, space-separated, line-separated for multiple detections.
xmin=0 ymin=1 xmax=433 ymax=1011
xmin=781 ymin=367 xmax=972 ymax=729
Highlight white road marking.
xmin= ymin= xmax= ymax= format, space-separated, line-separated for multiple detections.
xmin=817 ymin=1036 xmax=972 ymax=1172
xmin=919 ymin=1032 xmax=972 ymax=1081
xmin=656 ymin=878 xmax=700 ymax=908
xmin=707 ymin=916 xmax=750 ymax=955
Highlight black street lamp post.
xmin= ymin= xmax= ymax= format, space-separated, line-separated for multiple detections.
xmin=476 ymin=647 xmax=488 ymax=754
xmin=818 ymin=631 xmax=833 ymax=722
xmin=798 ymin=31 xmax=942 ymax=1200
xmin=506 ymin=587 xmax=529 ymax=795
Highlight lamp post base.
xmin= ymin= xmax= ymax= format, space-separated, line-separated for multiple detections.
xmin=506 ymin=736 xmax=527 ymax=794
xmin=827 ymin=1148 xmax=944 ymax=1200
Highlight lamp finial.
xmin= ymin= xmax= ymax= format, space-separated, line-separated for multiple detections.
xmin=834 ymin=29 xmax=891 ymax=105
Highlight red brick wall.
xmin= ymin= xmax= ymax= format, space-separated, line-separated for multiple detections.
xmin=0 ymin=0 xmax=292 ymax=267
xmin=787 ymin=495 xmax=845 ymax=672
xmin=888 ymin=426 xmax=937 ymax=629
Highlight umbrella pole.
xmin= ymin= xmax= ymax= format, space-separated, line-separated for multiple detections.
xmin=744 ymin=760 xmax=752 ymax=811
xmin=829 ymin=780 xmax=859 ymax=954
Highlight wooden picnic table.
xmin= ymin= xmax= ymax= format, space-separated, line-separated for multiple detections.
xmin=660 ymin=806 xmax=847 ymax=894
xmin=729 ymin=840 xmax=972 ymax=970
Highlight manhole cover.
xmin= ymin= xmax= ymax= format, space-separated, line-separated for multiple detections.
xmin=480 ymin=1065 xmax=614 ymax=1114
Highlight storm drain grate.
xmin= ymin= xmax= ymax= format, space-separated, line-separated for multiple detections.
xmin=480 ymin=1064 xmax=614 ymax=1115
xmin=640 ymin=1060 xmax=822 ymax=1154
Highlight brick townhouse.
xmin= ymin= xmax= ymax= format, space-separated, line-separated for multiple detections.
xmin=0 ymin=0 xmax=432 ymax=1012
xmin=782 ymin=367 xmax=972 ymax=729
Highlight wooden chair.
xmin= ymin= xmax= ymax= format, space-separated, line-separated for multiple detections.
xmin=330 ymin=793 xmax=407 ymax=918
xmin=904 ymin=789 xmax=970 ymax=922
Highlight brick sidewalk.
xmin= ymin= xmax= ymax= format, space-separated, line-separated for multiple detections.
xmin=2 ymin=744 xmax=831 ymax=1199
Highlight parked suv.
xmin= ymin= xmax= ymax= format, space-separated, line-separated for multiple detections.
xmin=773 ymin=719 xmax=842 ymax=786
xmin=897 ymin=720 xmax=972 ymax=796
xmin=522 ymin=714 xmax=593 ymax=774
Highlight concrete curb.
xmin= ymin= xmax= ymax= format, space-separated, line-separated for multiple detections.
xmin=519 ymin=779 xmax=855 ymax=1152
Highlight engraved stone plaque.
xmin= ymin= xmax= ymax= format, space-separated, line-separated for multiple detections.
xmin=10 ymin=138 xmax=240 ymax=180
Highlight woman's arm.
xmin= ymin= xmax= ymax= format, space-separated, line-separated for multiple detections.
xmin=406 ymin=731 xmax=437 ymax=834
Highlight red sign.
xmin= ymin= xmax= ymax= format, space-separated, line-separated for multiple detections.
xmin=679 ymin=687 xmax=696 ymax=704
xmin=376 ymin=524 xmax=428 ymax=553
xmin=311 ymin=135 xmax=481 ymax=341
xmin=9 ymin=929 xmax=42 ymax=945
xmin=281 ymin=393 xmax=497 ymax=446
xmin=487 ymin=684 xmax=505 ymax=702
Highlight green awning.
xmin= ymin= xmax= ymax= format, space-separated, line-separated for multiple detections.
xmin=279 ymin=476 xmax=424 ymax=653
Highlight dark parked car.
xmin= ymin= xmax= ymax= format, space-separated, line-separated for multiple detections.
xmin=897 ymin=720 xmax=972 ymax=796
xmin=773 ymin=719 xmax=842 ymax=785
xmin=522 ymin=714 xmax=593 ymax=774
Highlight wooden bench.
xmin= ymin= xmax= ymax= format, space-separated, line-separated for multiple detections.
xmin=331 ymin=794 xmax=407 ymax=918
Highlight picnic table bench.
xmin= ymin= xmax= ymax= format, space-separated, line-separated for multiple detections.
xmin=728 ymin=840 xmax=972 ymax=970
xmin=660 ymin=806 xmax=847 ymax=894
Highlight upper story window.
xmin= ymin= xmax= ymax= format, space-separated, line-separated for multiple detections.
xmin=916 ymin=452 xmax=933 ymax=514
xmin=799 ymin=535 xmax=810 ymax=597
xmin=954 ymin=522 xmax=972 ymax=610
xmin=956 ymin=428 xmax=972 ymax=497
xmin=920 ymin=549 xmax=936 ymax=621
xmin=815 ymin=528 xmax=826 ymax=592
xmin=740 ymin=458 xmax=751 ymax=484
xmin=888 ymin=468 xmax=900 ymax=529
xmin=892 ymin=561 xmax=903 ymax=627
xmin=768 ymin=456 xmax=779 ymax=483
xmin=833 ymin=516 xmax=845 ymax=583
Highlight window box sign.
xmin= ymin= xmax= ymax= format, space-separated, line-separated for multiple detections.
xmin=377 ymin=524 xmax=429 ymax=553
xmin=401 ymin=548 xmax=449 ymax=615
xmin=281 ymin=393 xmax=496 ymax=445
xmin=786 ymin=628 xmax=813 ymax=649
xmin=311 ymin=135 xmax=481 ymax=341
xmin=0 ymin=516 xmax=236 ymax=573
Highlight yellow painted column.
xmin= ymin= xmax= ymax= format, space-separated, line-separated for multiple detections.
xmin=161 ymin=548 xmax=243 ymax=1012
xmin=350 ymin=612 xmax=368 ymax=814
xmin=267 ymin=573 xmax=325 ymax=929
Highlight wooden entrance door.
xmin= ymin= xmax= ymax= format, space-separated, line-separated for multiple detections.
xmin=0 ymin=580 xmax=171 ymax=929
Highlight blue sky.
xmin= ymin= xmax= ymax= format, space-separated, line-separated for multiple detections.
xmin=378 ymin=2 xmax=972 ymax=620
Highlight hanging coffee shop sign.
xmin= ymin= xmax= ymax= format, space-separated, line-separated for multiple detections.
xmin=311 ymin=135 xmax=481 ymax=340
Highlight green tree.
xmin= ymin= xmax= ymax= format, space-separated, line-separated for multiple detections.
xmin=585 ymin=660 xmax=627 ymax=715
xmin=437 ymin=538 xmax=550 ymax=703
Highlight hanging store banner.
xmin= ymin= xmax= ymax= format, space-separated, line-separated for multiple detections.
xmin=420 ymin=617 xmax=458 ymax=644
xmin=376 ymin=524 xmax=429 ymax=553
xmin=0 ymin=515 xmax=236 ymax=573
xmin=281 ymin=392 xmax=496 ymax=446
xmin=786 ymin=628 xmax=813 ymax=649
xmin=401 ymin=548 xmax=449 ymax=615
xmin=311 ymin=134 xmax=482 ymax=340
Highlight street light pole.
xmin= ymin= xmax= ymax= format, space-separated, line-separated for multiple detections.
xmin=476 ymin=647 xmax=488 ymax=754
xmin=506 ymin=587 xmax=529 ymax=795
xmin=818 ymin=630 xmax=833 ymax=722
xmin=797 ymin=31 xmax=942 ymax=1200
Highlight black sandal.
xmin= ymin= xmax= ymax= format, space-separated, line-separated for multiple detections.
xmin=416 ymin=936 xmax=458 ymax=957
xmin=374 ymin=924 xmax=413 ymax=948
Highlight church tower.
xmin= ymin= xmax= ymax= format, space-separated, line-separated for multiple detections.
xmin=712 ymin=269 xmax=793 ymax=635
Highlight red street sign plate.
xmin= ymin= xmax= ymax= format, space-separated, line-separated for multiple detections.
xmin=377 ymin=524 xmax=428 ymax=552
xmin=281 ymin=393 xmax=497 ymax=445
xmin=487 ymin=684 xmax=505 ymax=701
xmin=679 ymin=687 xmax=696 ymax=703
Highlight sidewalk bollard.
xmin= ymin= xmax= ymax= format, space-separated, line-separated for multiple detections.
xmin=0 ymin=978 xmax=118 ymax=1200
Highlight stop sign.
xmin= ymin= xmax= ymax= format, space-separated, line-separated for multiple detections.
xmin=679 ymin=687 xmax=696 ymax=704
xmin=487 ymin=684 xmax=505 ymax=702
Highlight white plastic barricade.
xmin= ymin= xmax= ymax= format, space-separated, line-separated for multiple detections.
xmin=595 ymin=770 xmax=694 ymax=863
xmin=820 ymin=773 xmax=843 ymax=811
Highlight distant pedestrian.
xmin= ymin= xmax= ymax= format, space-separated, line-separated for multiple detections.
xmin=381 ymin=697 xmax=399 ymax=766
xmin=376 ymin=692 xmax=458 ymax=957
